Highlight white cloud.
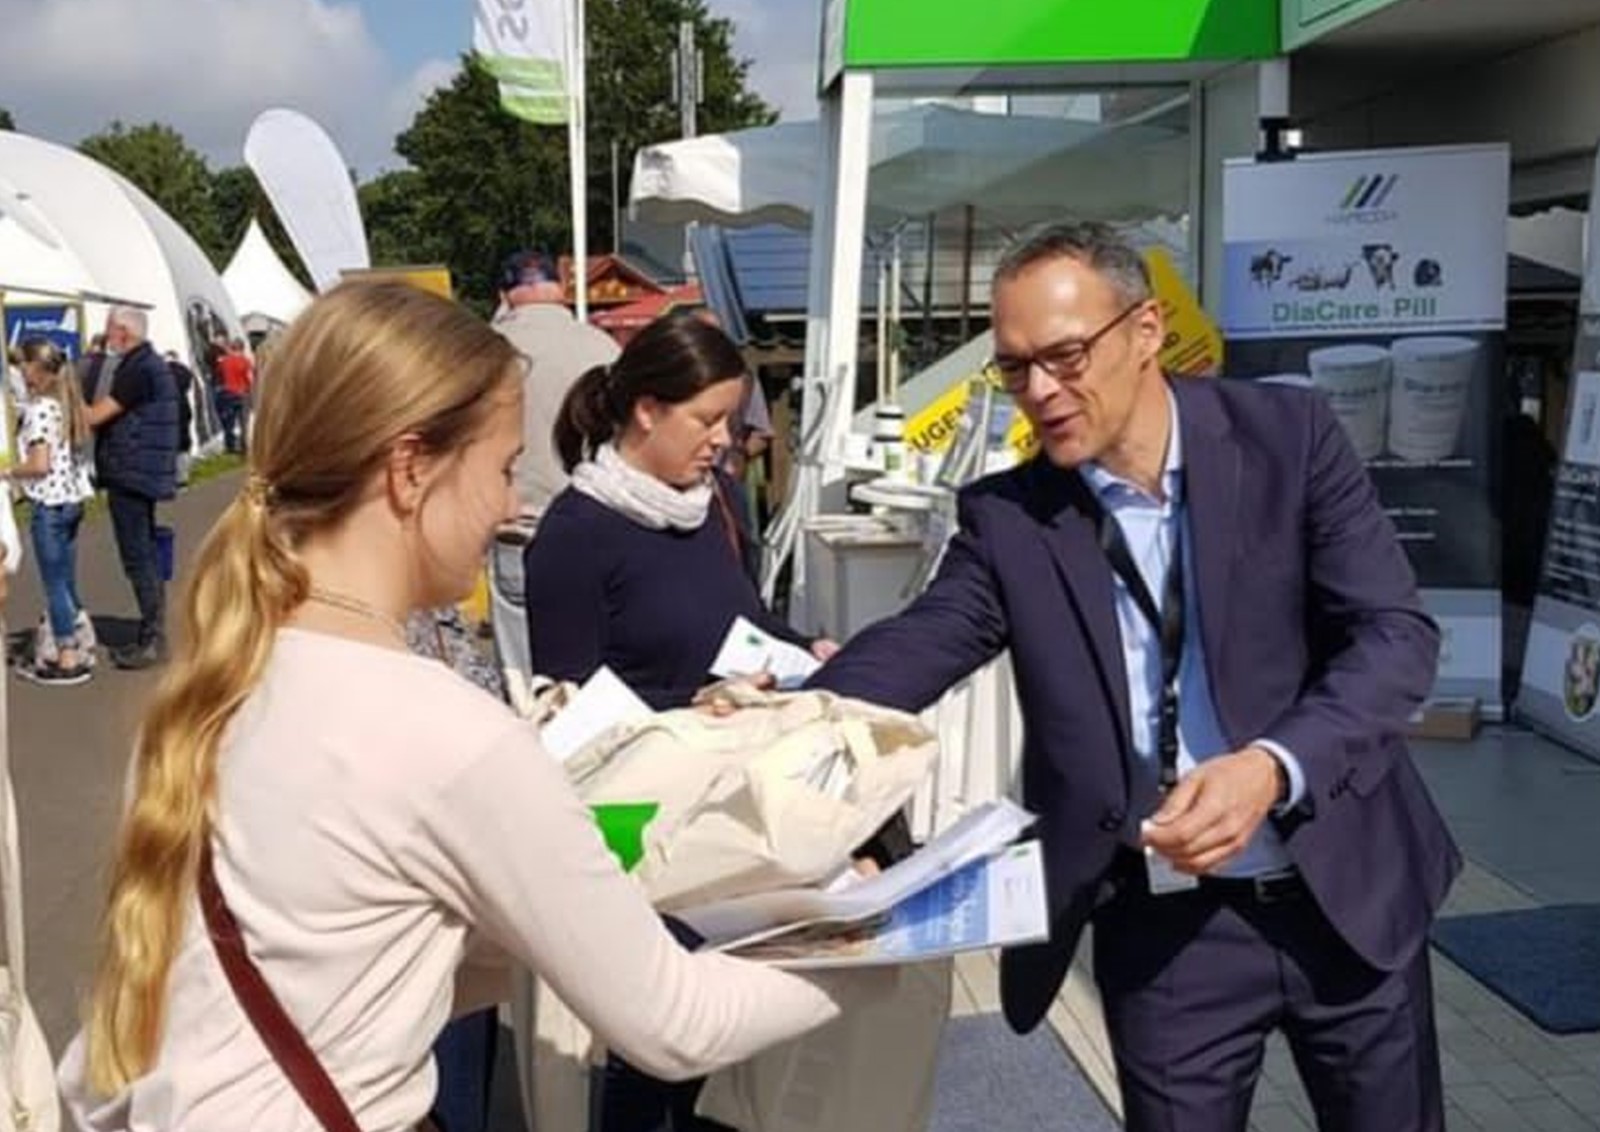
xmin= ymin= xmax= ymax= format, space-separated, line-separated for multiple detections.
xmin=712 ymin=0 xmax=822 ymax=122
xmin=0 ymin=0 xmax=455 ymax=175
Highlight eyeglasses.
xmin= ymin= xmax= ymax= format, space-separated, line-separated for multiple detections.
xmin=987 ymin=301 xmax=1148 ymax=395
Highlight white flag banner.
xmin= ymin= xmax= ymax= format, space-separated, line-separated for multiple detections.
xmin=244 ymin=109 xmax=370 ymax=293
xmin=474 ymin=0 xmax=573 ymax=125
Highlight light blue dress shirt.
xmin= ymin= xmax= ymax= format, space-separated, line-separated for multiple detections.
xmin=1081 ymin=396 xmax=1303 ymax=878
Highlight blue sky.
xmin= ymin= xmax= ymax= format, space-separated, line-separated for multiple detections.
xmin=0 ymin=0 xmax=821 ymax=177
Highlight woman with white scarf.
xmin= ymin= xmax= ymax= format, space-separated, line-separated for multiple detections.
xmin=523 ymin=313 xmax=839 ymax=1132
xmin=524 ymin=313 xmax=835 ymax=715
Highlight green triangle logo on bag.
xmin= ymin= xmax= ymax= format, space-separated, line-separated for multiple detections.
xmin=590 ymin=803 xmax=659 ymax=872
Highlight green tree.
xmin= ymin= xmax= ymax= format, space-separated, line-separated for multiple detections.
xmin=388 ymin=0 xmax=774 ymax=311
xmin=0 ymin=108 xmax=15 ymax=131
xmin=79 ymin=122 xmax=225 ymax=266
xmin=212 ymin=165 xmax=312 ymax=287
xmin=359 ymin=169 xmax=443 ymax=270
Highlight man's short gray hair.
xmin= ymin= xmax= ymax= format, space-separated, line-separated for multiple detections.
xmin=994 ymin=222 xmax=1153 ymax=307
xmin=107 ymin=305 xmax=148 ymax=342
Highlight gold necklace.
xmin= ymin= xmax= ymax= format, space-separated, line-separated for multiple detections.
xmin=306 ymin=586 xmax=409 ymax=645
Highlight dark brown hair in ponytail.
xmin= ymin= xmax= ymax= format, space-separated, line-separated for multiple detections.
xmin=552 ymin=311 xmax=746 ymax=471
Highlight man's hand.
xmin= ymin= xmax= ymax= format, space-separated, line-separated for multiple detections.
xmin=1140 ymin=746 xmax=1284 ymax=875
xmin=693 ymin=673 xmax=776 ymax=716
xmin=810 ymin=637 xmax=841 ymax=663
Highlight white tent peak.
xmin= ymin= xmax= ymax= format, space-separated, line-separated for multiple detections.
xmin=223 ymin=218 xmax=312 ymax=332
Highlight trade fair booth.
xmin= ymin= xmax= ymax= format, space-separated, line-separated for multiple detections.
xmin=640 ymin=2 xmax=1600 ymax=825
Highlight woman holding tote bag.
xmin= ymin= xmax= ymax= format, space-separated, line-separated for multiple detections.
xmin=56 ymin=282 xmax=879 ymax=1132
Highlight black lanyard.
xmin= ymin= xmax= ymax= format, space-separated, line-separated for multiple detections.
xmin=1083 ymin=476 xmax=1186 ymax=793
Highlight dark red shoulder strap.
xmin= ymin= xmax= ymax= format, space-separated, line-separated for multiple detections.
xmin=198 ymin=840 xmax=365 ymax=1132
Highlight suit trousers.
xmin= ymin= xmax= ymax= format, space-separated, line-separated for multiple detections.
xmin=1090 ymin=860 xmax=1444 ymax=1132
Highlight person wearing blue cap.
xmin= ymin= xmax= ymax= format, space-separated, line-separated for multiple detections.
xmin=492 ymin=249 xmax=620 ymax=519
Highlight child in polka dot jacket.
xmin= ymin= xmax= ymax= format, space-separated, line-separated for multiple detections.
xmin=8 ymin=339 xmax=97 ymax=685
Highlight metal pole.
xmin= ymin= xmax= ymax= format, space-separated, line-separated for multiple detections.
xmin=611 ymin=137 xmax=621 ymax=255
xmin=569 ymin=0 xmax=589 ymax=322
xmin=958 ymin=204 xmax=975 ymax=343
xmin=921 ymin=214 xmax=936 ymax=363
xmin=678 ymin=21 xmax=699 ymax=139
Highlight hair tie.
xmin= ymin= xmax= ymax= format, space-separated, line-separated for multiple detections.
xmin=243 ymin=474 xmax=278 ymax=511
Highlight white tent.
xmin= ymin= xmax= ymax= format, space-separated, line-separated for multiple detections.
xmin=0 ymin=130 xmax=245 ymax=372
xmin=630 ymin=102 xmax=1187 ymax=231
xmin=223 ymin=218 xmax=313 ymax=334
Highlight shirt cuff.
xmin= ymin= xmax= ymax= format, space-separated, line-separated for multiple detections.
xmin=1252 ymin=739 xmax=1306 ymax=812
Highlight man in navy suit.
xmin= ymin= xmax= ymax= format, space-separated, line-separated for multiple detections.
xmin=810 ymin=223 xmax=1459 ymax=1131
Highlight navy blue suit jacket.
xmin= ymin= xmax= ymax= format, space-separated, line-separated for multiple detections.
xmin=809 ymin=377 xmax=1461 ymax=1032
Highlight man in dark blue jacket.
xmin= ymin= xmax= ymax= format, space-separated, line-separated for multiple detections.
xmin=87 ymin=306 xmax=179 ymax=669
xmin=810 ymin=223 xmax=1459 ymax=1131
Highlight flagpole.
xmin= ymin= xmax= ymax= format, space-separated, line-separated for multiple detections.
xmin=568 ymin=0 xmax=588 ymax=323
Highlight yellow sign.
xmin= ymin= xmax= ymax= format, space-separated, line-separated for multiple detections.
xmin=903 ymin=248 xmax=1222 ymax=457
xmin=340 ymin=264 xmax=454 ymax=300
xmin=1146 ymin=248 xmax=1224 ymax=378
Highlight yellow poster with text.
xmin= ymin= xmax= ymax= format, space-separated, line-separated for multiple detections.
xmin=904 ymin=248 xmax=1222 ymax=458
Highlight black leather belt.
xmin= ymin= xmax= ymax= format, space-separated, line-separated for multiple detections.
xmin=1111 ymin=849 xmax=1306 ymax=905
xmin=1198 ymin=870 xmax=1307 ymax=905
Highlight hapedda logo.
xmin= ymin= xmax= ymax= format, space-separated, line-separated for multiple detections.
xmin=1329 ymin=173 xmax=1399 ymax=225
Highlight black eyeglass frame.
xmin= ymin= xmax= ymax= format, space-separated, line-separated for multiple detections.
xmin=987 ymin=300 xmax=1150 ymax=394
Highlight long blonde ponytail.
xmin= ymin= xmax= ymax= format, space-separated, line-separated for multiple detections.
xmin=82 ymin=281 xmax=521 ymax=1094
xmin=85 ymin=490 xmax=306 ymax=1090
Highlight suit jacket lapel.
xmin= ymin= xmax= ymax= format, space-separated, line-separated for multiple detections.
xmin=1171 ymin=378 xmax=1241 ymax=729
xmin=1027 ymin=461 xmax=1134 ymax=760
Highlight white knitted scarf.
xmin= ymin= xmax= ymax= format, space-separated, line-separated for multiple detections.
xmin=570 ymin=443 xmax=712 ymax=531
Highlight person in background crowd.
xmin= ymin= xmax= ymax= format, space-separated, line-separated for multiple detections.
xmin=215 ymin=338 xmax=254 ymax=455
xmin=165 ymin=350 xmax=196 ymax=488
xmin=0 ymin=377 xmax=19 ymax=618
xmin=719 ymin=372 xmax=776 ymax=533
xmin=407 ymin=604 xmax=510 ymax=1132
xmin=76 ymin=333 xmax=114 ymax=487
xmin=523 ymin=311 xmax=842 ymax=1132
xmin=4 ymin=346 xmax=27 ymax=412
xmin=85 ymin=306 xmax=179 ymax=670
xmin=6 ymin=339 xmax=95 ymax=685
xmin=808 ymin=222 xmax=1459 ymax=1131
xmin=57 ymin=281 xmax=875 ymax=1132
xmin=492 ymin=249 xmax=619 ymax=517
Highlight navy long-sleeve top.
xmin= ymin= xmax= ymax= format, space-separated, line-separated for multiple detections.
xmin=522 ymin=479 xmax=812 ymax=710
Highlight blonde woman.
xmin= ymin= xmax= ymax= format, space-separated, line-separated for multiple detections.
xmin=58 ymin=282 xmax=876 ymax=1132
xmin=8 ymin=338 xmax=95 ymax=685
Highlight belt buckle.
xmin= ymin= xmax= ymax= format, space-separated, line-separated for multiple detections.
xmin=1251 ymin=871 xmax=1297 ymax=904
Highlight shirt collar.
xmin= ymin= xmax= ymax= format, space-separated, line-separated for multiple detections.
xmin=1080 ymin=389 xmax=1183 ymax=504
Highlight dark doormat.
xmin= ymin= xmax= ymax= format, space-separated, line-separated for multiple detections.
xmin=485 ymin=1012 xmax=1120 ymax=1131
xmin=930 ymin=1014 xmax=1119 ymax=1132
xmin=1432 ymin=905 xmax=1600 ymax=1034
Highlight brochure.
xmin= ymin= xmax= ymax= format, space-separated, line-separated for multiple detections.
xmin=729 ymin=840 xmax=1049 ymax=969
xmin=674 ymin=798 xmax=1038 ymax=952
xmin=538 ymin=666 xmax=653 ymax=763
xmin=709 ymin=615 xmax=820 ymax=688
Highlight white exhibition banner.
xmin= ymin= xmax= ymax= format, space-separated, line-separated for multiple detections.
xmin=1518 ymin=144 xmax=1600 ymax=757
xmin=473 ymin=0 xmax=572 ymax=125
xmin=243 ymin=109 xmax=371 ymax=294
xmin=1223 ymin=145 xmax=1511 ymax=706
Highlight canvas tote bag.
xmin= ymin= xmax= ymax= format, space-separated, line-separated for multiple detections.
xmin=566 ymin=687 xmax=936 ymax=909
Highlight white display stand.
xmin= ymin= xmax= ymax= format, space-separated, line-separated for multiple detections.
xmin=803 ymin=519 xmax=925 ymax=640
xmin=803 ymin=515 xmax=1024 ymax=837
